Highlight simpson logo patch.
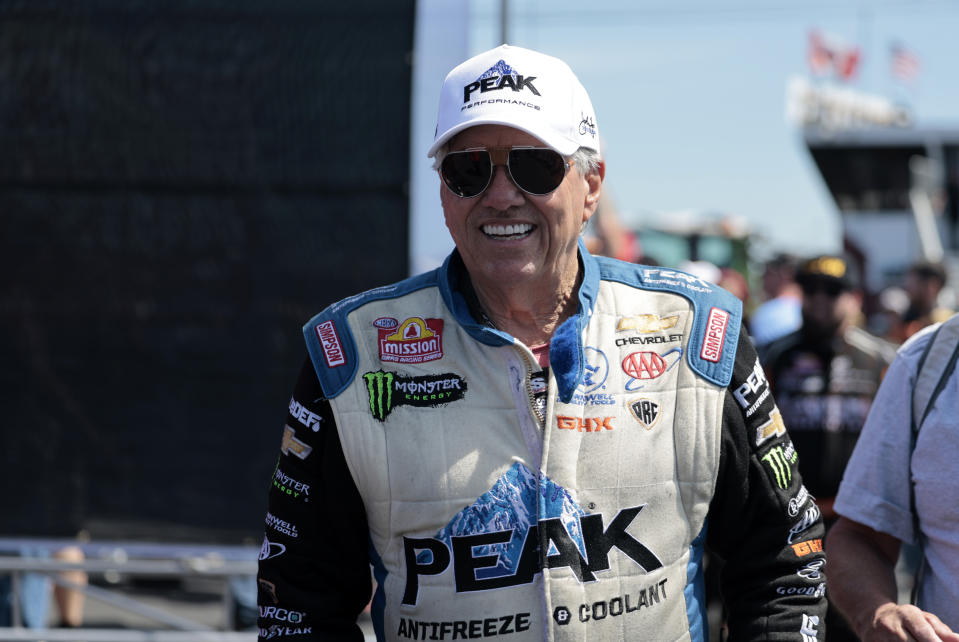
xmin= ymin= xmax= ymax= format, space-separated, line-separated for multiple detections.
xmin=315 ymin=320 xmax=346 ymax=368
xmin=379 ymin=317 xmax=444 ymax=364
xmin=700 ymin=307 xmax=729 ymax=363
xmin=363 ymin=370 xmax=466 ymax=421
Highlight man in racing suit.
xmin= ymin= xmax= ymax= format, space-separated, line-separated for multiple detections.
xmin=256 ymin=44 xmax=827 ymax=641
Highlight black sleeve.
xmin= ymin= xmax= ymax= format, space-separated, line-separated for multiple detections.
xmin=707 ymin=331 xmax=828 ymax=641
xmin=257 ymin=357 xmax=372 ymax=641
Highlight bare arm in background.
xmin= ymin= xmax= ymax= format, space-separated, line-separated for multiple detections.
xmin=827 ymin=517 xmax=959 ymax=642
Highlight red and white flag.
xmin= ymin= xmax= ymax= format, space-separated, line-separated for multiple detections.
xmin=808 ymin=30 xmax=860 ymax=81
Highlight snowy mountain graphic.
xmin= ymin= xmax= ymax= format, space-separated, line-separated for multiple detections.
xmin=477 ymin=59 xmax=517 ymax=81
xmin=419 ymin=462 xmax=587 ymax=579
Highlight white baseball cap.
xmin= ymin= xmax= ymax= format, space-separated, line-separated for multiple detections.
xmin=427 ymin=44 xmax=600 ymax=158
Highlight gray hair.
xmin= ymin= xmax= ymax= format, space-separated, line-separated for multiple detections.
xmin=432 ymin=145 xmax=602 ymax=177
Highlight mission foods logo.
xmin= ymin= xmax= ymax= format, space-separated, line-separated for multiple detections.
xmin=463 ymin=59 xmax=541 ymax=103
xmin=379 ymin=317 xmax=444 ymax=364
xmin=315 ymin=320 xmax=345 ymax=368
xmin=700 ymin=307 xmax=729 ymax=363
xmin=364 ymin=371 xmax=466 ymax=421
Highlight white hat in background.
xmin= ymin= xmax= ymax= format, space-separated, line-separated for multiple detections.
xmin=427 ymin=44 xmax=599 ymax=158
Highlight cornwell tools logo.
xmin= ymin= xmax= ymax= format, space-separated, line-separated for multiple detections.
xmin=463 ymin=59 xmax=541 ymax=103
xmin=762 ymin=442 xmax=799 ymax=490
xmin=379 ymin=317 xmax=444 ymax=364
xmin=363 ymin=371 xmax=467 ymax=421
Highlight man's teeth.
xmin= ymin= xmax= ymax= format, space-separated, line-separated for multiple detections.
xmin=482 ymin=223 xmax=533 ymax=237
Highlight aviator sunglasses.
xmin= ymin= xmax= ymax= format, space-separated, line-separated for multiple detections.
xmin=440 ymin=146 xmax=570 ymax=198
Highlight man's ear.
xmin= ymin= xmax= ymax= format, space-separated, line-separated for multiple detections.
xmin=583 ymin=160 xmax=606 ymax=222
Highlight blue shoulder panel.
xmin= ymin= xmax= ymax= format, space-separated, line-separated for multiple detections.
xmin=597 ymin=258 xmax=742 ymax=387
xmin=302 ymin=270 xmax=441 ymax=399
xmin=302 ymin=251 xmax=514 ymax=399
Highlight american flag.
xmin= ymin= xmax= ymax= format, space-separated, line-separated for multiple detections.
xmin=890 ymin=42 xmax=920 ymax=82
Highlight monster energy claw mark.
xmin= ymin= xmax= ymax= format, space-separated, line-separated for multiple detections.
xmin=762 ymin=444 xmax=797 ymax=490
xmin=364 ymin=371 xmax=395 ymax=421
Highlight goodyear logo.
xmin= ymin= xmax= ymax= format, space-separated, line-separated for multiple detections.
xmin=364 ymin=371 xmax=466 ymax=421
xmin=379 ymin=317 xmax=444 ymax=364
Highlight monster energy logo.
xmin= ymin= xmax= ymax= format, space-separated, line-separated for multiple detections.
xmin=363 ymin=371 xmax=467 ymax=421
xmin=762 ymin=443 xmax=799 ymax=490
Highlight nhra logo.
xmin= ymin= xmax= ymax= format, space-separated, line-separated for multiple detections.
xmin=379 ymin=317 xmax=444 ymax=364
xmin=628 ymin=398 xmax=660 ymax=430
xmin=363 ymin=371 xmax=466 ymax=421
xmin=463 ymin=59 xmax=541 ymax=103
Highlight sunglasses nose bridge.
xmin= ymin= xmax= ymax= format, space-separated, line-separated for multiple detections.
xmin=486 ymin=147 xmax=510 ymax=166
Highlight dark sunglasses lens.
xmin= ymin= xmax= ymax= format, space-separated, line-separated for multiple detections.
xmin=442 ymin=151 xmax=492 ymax=197
xmin=508 ymin=148 xmax=567 ymax=195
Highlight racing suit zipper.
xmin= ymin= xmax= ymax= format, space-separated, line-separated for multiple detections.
xmin=517 ymin=347 xmax=544 ymax=427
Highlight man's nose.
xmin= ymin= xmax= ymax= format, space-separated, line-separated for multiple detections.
xmin=480 ymin=164 xmax=525 ymax=209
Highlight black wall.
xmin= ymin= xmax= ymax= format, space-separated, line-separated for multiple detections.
xmin=0 ymin=1 xmax=414 ymax=542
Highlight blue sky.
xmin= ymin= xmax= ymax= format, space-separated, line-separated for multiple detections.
xmin=455 ymin=0 xmax=959 ymax=260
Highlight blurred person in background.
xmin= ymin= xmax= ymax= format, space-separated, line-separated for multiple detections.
xmin=896 ymin=261 xmax=954 ymax=342
xmin=750 ymin=253 xmax=802 ymax=346
xmin=758 ymin=254 xmax=896 ymax=642
xmin=828 ymin=313 xmax=959 ymax=641
xmin=0 ymin=545 xmax=86 ymax=629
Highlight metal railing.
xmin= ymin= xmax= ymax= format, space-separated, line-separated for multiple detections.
xmin=0 ymin=538 xmax=258 ymax=642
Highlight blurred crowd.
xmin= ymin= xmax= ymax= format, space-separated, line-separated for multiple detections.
xmin=584 ymin=205 xmax=957 ymax=640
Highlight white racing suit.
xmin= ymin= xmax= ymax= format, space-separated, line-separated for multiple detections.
xmin=257 ymin=243 xmax=828 ymax=641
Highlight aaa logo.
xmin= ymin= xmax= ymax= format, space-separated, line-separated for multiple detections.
xmin=621 ymin=347 xmax=683 ymax=392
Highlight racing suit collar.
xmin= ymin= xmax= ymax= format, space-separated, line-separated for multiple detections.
xmin=438 ymin=238 xmax=598 ymax=403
